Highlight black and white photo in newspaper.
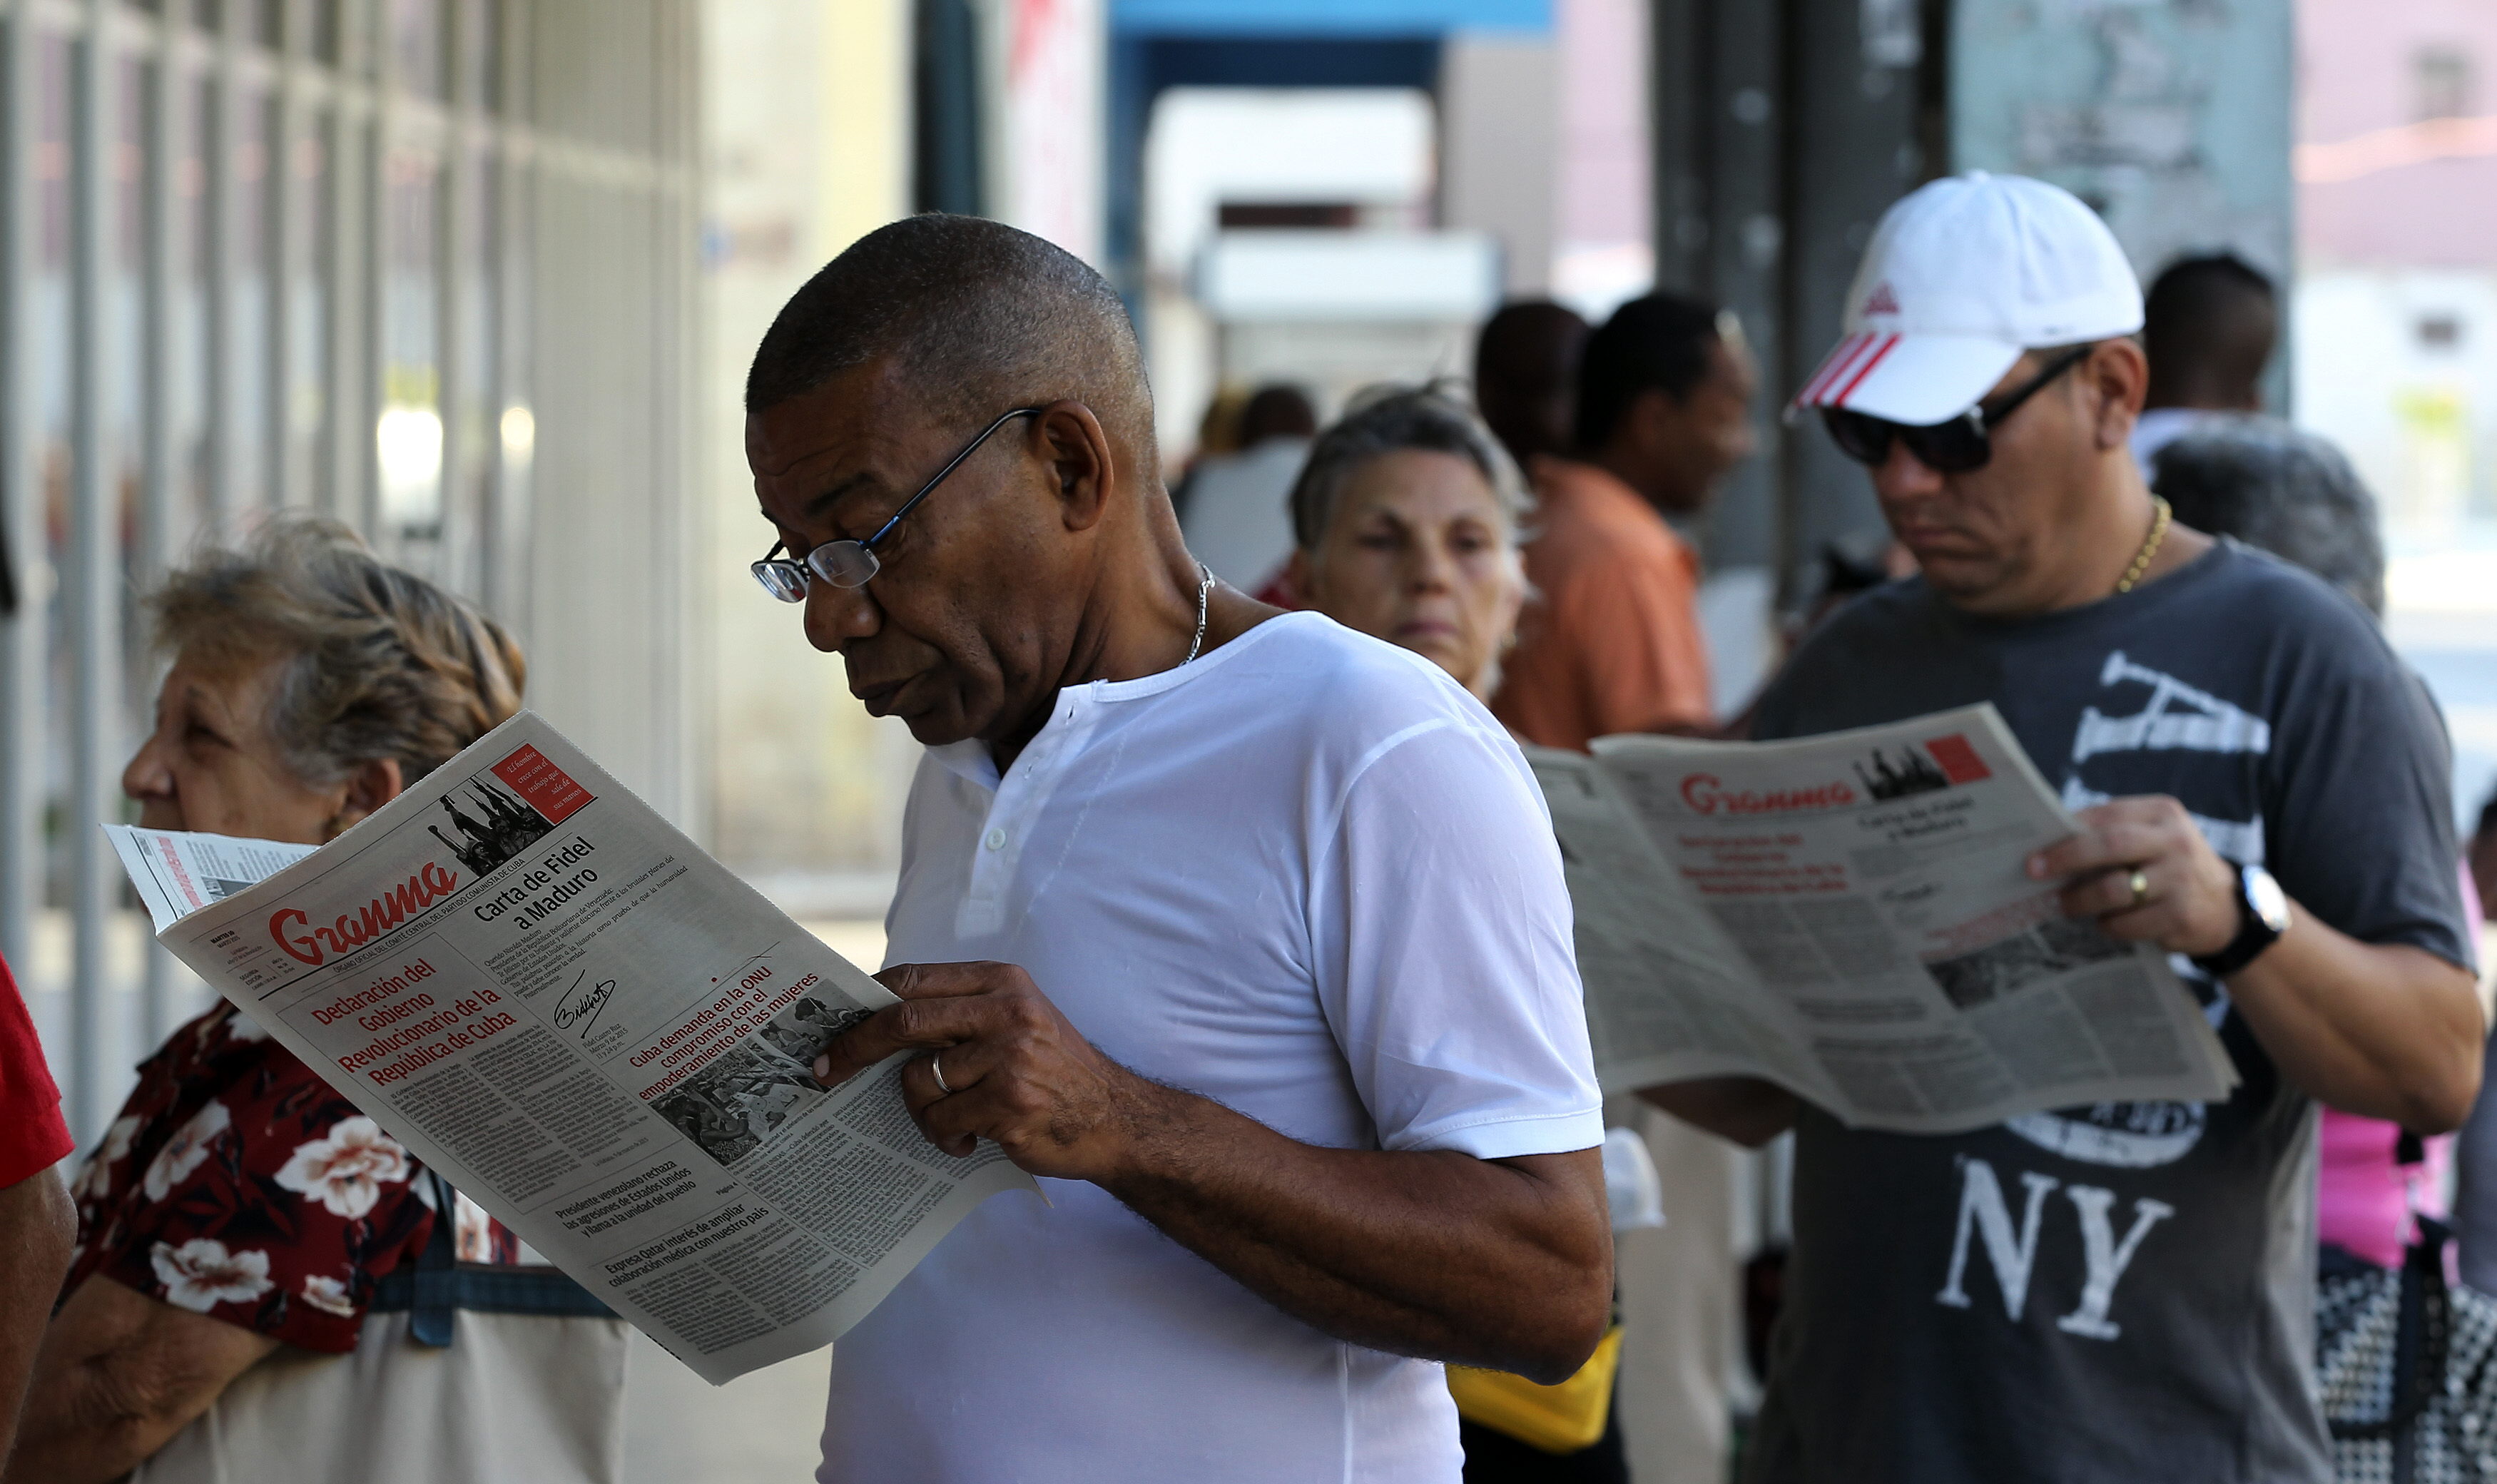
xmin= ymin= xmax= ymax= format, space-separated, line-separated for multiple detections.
xmin=108 ymin=711 xmax=1034 ymax=1384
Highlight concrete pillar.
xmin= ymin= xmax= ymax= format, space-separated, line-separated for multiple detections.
xmin=1443 ymin=34 xmax=1561 ymax=296
xmin=1948 ymin=0 xmax=2296 ymax=407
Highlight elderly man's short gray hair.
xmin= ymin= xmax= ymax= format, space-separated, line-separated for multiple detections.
xmin=150 ymin=516 xmax=527 ymax=786
xmin=1288 ymin=384 xmax=1531 ymax=554
xmin=2151 ymin=415 xmax=2385 ymax=616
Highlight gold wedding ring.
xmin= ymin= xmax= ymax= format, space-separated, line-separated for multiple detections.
xmin=930 ymin=1052 xmax=952 ymax=1096
xmin=2127 ymin=870 xmax=2150 ymax=908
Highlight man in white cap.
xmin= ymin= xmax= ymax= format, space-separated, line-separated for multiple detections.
xmin=1645 ymin=173 xmax=2481 ymax=1481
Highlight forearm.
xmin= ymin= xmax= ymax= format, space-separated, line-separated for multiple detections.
xmin=2035 ymin=800 xmax=2486 ymax=1132
xmin=2228 ymin=910 xmax=2483 ymax=1132
xmin=823 ymin=961 xmax=1614 ymax=1381
xmin=9 ymin=1278 xmax=277 ymax=1484
xmin=1103 ymin=1084 xmax=1611 ymax=1383
xmin=1637 ymin=1077 xmax=1799 ymax=1147
xmin=0 ymin=1167 xmax=74 ymax=1466
xmin=9 ymin=1353 xmax=193 ymax=1483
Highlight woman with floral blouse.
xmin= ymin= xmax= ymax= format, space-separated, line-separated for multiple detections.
xmin=9 ymin=519 xmax=629 ymax=1484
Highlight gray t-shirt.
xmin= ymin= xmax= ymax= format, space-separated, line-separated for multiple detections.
xmin=1743 ymin=539 xmax=2471 ymax=1484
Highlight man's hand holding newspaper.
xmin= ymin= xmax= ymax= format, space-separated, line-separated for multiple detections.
xmin=815 ymin=960 xmax=1164 ymax=1176
xmin=2030 ymin=795 xmax=2250 ymax=957
xmin=1532 ymin=702 xmax=2238 ymax=1134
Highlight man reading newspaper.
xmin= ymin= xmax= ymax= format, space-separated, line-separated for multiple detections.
xmin=743 ymin=216 xmax=1611 ymax=1482
xmin=1649 ymin=173 xmax=2482 ymax=1483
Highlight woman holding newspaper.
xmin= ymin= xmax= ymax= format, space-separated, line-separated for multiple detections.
xmin=9 ymin=519 xmax=629 ymax=1484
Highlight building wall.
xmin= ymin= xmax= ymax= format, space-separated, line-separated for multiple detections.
xmin=2299 ymin=0 xmax=2497 ymax=272
xmin=2296 ymin=0 xmax=2497 ymax=539
xmin=700 ymin=0 xmax=920 ymax=913
xmin=9 ymin=0 xmax=702 ymax=1143
xmin=1443 ymin=34 xmax=1560 ymax=295
xmin=526 ymin=0 xmax=702 ymax=828
xmin=1550 ymin=0 xmax=1649 ymax=315
xmin=2296 ymin=268 xmax=2497 ymax=536
xmin=1952 ymin=0 xmax=2294 ymax=283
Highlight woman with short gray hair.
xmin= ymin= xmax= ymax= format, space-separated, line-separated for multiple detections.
xmin=16 ymin=518 xmax=626 ymax=1484
xmin=2150 ymin=415 xmax=2386 ymax=616
xmin=1286 ymin=385 xmax=1533 ymax=701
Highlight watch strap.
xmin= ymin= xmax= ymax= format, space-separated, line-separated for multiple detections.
xmin=2190 ymin=866 xmax=2282 ymax=979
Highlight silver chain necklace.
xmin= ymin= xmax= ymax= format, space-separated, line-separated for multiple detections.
xmin=1184 ymin=563 xmax=1214 ymax=664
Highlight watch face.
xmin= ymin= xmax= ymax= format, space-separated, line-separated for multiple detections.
xmin=2244 ymin=866 xmax=2292 ymax=935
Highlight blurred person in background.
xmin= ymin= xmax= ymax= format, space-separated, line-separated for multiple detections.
xmin=11 ymin=519 xmax=626 ymax=1484
xmin=1176 ymin=382 xmax=1318 ymax=593
xmin=2135 ymin=253 xmax=2278 ymax=476
xmin=1787 ymin=537 xmax=1920 ymax=645
xmin=1284 ymin=387 xmax=1642 ymax=1481
xmin=2470 ymin=792 xmax=2497 ymax=1293
xmin=1475 ymin=301 xmax=1593 ymax=472
xmin=2151 ymin=416 xmax=2385 ymax=616
xmin=2472 ymin=792 xmax=2497 ymax=925
xmin=2150 ymin=419 xmax=2482 ymax=1294
xmin=0 ymin=955 xmax=75 ymax=1470
xmin=1169 ymin=383 xmax=1250 ymax=519
xmin=1483 ymin=293 xmax=1760 ymax=1483
xmin=1286 ymin=385 xmax=1530 ymax=703
xmin=1491 ymin=294 xmax=1758 ymax=750
xmin=1669 ymin=171 xmax=2480 ymax=1484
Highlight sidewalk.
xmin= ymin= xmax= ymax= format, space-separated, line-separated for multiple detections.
xmin=619 ymin=916 xmax=886 ymax=1481
xmin=624 ymin=1332 xmax=833 ymax=1483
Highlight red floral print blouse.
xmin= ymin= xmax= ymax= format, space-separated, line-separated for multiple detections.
xmin=63 ymin=1002 xmax=519 ymax=1353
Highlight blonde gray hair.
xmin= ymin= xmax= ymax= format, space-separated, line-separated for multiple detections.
xmin=1288 ymin=383 xmax=1531 ymax=554
xmin=149 ymin=517 xmax=526 ymax=786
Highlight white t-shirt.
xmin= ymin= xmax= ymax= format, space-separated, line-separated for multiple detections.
xmin=815 ymin=611 xmax=1604 ymax=1484
xmin=1177 ymin=437 xmax=1311 ymax=589
xmin=2131 ymin=406 xmax=2214 ymax=480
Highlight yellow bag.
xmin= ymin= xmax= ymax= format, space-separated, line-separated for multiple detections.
xmin=1445 ymin=1326 xmax=1624 ymax=1455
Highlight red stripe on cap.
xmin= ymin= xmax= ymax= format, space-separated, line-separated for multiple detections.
xmin=1829 ymin=334 xmax=1903 ymax=407
xmin=1794 ymin=333 xmax=1872 ymax=408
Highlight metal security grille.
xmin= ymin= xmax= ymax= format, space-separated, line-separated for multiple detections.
xmin=0 ymin=0 xmax=697 ymax=1145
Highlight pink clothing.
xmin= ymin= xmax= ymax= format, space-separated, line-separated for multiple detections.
xmin=2317 ymin=1110 xmax=2449 ymax=1268
xmin=2312 ymin=859 xmax=2481 ymax=1267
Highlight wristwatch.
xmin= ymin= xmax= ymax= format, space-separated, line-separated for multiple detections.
xmin=2190 ymin=864 xmax=2292 ymax=978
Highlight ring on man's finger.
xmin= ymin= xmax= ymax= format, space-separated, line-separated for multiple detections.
xmin=930 ymin=1052 xmax=953 ymax=1096
xmin=2127 ymin=869 xmax=2150 ymax=908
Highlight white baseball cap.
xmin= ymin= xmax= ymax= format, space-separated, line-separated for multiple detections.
xmin=1792 ymin=172 xmax=2143 ymax=426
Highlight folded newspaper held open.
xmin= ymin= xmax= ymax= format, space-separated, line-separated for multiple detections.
xmin=1529 ymin=702 xmax=2239 ymax=1134
xmin=105 ymin=711 xmax=1034 ymax=1385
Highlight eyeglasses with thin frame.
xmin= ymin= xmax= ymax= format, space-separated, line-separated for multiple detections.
xmin=752 ymin=406 xmax=1044 ymax=603
xmin=1818 ymin=345 xmax=2096 ymax=474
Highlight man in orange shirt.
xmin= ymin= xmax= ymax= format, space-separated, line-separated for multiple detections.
xmin=1483 ymin=293 xmax=1760 ymax=1484
xmin=1492 ymin=294 xmax=1757 ymax=749
xmin=1474 ymin=300 xmax=1590 ymax=472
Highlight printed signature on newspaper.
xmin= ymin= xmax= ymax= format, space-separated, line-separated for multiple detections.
xmin=554 ymin=970 xmax=618 ymax=1039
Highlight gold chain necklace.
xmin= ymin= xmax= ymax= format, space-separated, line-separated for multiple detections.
xmin=2114 ymin=497 xmax=2172 ymax=595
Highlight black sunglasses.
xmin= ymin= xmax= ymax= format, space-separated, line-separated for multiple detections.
xmin=1818 ymin=345 xmax=2095 ymax=474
